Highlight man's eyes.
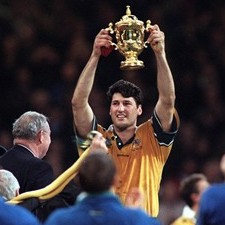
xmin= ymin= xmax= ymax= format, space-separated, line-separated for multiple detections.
xmin=112 ymin=102 xmax=131 ymax=106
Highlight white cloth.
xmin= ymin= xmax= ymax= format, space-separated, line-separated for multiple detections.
xmin=182 ymin=205 xmax=196 ymax=223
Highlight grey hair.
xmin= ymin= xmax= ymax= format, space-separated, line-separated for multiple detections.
xmin=12 ymin=111 xmax=49 ymax=140
xmin=0 ymin=169 xmax=20 ymax=200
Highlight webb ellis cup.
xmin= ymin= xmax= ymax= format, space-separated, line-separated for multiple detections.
xmin=106 ymin=5 xmax=151 ymax=70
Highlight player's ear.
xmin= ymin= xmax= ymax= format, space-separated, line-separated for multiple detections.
xmin=137 ymin=105 xmax=142 ymax=116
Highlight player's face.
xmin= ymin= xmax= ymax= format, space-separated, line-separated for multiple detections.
xmin=109 ymin=93 xmax=142 ymax=131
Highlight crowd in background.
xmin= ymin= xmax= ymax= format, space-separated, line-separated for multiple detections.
xmin=0 ymin=1 xmax=225 ymax=224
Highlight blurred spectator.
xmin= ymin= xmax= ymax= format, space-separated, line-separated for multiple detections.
xmin=0 ymin=169 xmax=20 ymax=201
xmin=0 ymin=169 xmax=41 ymax=225
xmin=158 ymin=179 xmax=184 ymax=225
xmin=0 ymin=197 xmax=41 ymax=225
xmin=197 ymin=154 xmax=225 ymax=225
xmin=170 ymin=173 xmax=209 ymax=225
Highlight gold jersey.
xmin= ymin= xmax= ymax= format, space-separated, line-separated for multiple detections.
xmin=77 ymin=110 xmax=179 ymax=217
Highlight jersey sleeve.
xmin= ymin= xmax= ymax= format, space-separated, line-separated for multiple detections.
xmin=152 ymin=109 xmax=180 ymax=146
xmin=74 ymin=116 xmax=98 ymax=156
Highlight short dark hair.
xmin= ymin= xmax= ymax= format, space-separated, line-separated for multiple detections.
xmin=180 ymin=173 xmax=207 ymax=207
xmin=106 ymin=79 xmax=144 ymax=106
xmin=78 ymin=153 xmax=116 ymax=193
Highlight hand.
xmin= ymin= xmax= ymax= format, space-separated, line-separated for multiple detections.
xmin=125 ymin=187 xmax=144 ymax=209
xmin=92 ymin=29 xmax=112 ymax=57
xmin=89 ymin=131 xmax=108 ymax=154
xmin=147 ymin=24 xmax=165 ymax=54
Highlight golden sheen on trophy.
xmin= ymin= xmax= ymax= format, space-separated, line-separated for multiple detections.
xmin=106 ymin=5 xmax=151 ymax=70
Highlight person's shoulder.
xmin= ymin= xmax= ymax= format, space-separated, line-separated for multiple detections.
xmin=124 ymin=208 xmax=162 ymax=224
xmin=28 ymin=158 xmax=53 ymax=179
xmin=210 ymin=182 xmax=225 ymax=189
xmin=4 ymin=145 xmax=32 ymax=158
xmin=203 ymin=183 xmax=225 ymax=197
xmin=22 ymin=156 xmax=50 ymax=173
xmin=137 ymin=119 xmax=152 ymax=130
xmin=44 ymin=206 xmax=77 ymax=225
xmin=0 ymin=200 xmax=40 ymax=225
xmin=205 ymin=183 xmax=225 ymax=192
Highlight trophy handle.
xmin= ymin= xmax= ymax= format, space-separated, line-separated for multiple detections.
xmin=109 ymin=41 xmax=118 ymax=50
xmin=105 ymin=22 xmax=114 ymax=34
xmin=105 ymin=22 xmax=118 ymax=50
xmin=144 ymin=41 xmax=149 ymax=48
xmin=144 ymin=20 xmax=152 ymax=48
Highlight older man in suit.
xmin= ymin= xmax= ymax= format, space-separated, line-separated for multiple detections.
xmin=0 ymin=111 xmax=53 ymax=193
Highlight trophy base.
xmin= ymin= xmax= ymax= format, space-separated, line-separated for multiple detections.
xmin=120 ymin=60 xmax=144 ymax=70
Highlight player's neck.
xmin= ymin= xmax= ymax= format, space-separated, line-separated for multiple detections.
xmin=114 ymin=126 xmax=136 ymax=144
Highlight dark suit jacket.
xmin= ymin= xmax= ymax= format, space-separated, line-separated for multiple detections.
xmin=0 ymin=145 xmax=7 ymax=157
xmin=0 ymin=144 xmax=81 ymax=222
xmin=0 ymin=145 xmax=54 ymax=193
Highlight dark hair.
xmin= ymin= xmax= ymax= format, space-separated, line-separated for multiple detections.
xmin=180 ymin=173 xmax=207 ymax=207
xmin=106 ymin=79 xmax=144 ymax=106
xmin=78 ymin=153 xmax=116 ymax=193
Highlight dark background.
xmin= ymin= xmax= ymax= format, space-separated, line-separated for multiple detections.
xmin=0 ymin=1 xmax=225 ymax=224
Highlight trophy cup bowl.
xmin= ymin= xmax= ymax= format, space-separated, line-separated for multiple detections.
xmin=106 ymin=5 xmax=151 ymax=70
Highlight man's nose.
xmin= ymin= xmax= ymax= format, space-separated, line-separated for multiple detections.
xmin=118 ymin=103 xmax=125 ymax=111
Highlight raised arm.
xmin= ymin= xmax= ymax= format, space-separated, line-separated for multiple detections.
xmin=71 ymin=29 xmax=112 ymax=138
xmin=147 ymin=25 xmax=176 ymax=132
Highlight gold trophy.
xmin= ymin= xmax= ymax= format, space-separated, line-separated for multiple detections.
xmin=106 ymin=5 xmax=151 ymax=70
